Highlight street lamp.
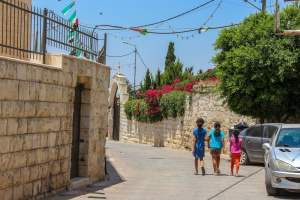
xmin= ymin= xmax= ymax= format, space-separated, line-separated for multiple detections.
xmin=123 ymin=41 xmax=137 ymax=91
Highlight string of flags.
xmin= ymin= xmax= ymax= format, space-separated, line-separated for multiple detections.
xmin=61 ymin=1 xmax=91 ymax=59
xmin=107 ymin=61 xmax=135 ymax=71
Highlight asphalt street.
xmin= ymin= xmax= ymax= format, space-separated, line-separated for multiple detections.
xmin=46 ymin=140 xmax=300 ymax=200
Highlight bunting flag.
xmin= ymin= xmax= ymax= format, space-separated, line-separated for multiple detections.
xmin=76 ymin=41 xmax=83 ymax=57
xmin=69 ymin=19 xmax=79 ymax=33
xmin=68 ymin=11 xmax=77 ymax=25
xmin=67 ymin=32 xmax=78 ymax=43
xmin=84 ymin=48 xmax=91 ymax=59
xmin=61 ymin=1 xmax=75 ymax=15
xmin=130 ymin=28 xmax=147 ymax=35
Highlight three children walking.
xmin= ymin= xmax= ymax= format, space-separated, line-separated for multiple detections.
xmin=192 ymin=118 xmax=242 ymax=177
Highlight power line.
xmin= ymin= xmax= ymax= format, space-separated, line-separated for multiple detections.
xmin=137 ymin=51 xmax=148 ymax=69
xmin=222 ymin=1 xmax=256 ymax=9
xmin=78 ymin=0 xmax=215 ymax=31
xmin=100 ymin=51 xmax=135 ymax=57
xmin=131 ymin=0 xmax=215 ymax=28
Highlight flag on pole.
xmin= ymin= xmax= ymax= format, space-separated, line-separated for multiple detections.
xmin=68 ymin=10 xmax=77 ymax=25
xmin=67 ymin=32 xmax=78 ymax=43
xmin=130 ymin=28 xmax=147 ymax=35
xmin=61 ymin=1 xmax=75 ymax=15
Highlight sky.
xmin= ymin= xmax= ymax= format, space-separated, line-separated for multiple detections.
xmin=32 ymin=0 xmax=292 ymax=88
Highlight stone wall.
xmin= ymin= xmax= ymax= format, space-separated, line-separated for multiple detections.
xmin=0 ymin=53 xmax=110 ymax=200
xmin=119 ymin=91 xmax=257 ymax=152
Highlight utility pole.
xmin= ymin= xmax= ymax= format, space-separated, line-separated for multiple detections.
xmin=134 ymin=47 xmax=137 ymax=92
xmin=262 ymin=0 xmax=266 ymax=12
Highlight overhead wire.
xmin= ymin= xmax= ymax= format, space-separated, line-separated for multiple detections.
xmin=78 ymin=0 xmax=216 ymax=31
xmin=99 ymin=51 xmax=135 ymax=57
xmin=131 ymin=0 xmax=215 ymax=28
xmin=137 ymin=51 xmax=148 ymax=69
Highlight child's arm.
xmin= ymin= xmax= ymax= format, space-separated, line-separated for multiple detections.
xmin=192 ymin=135 xmax=196 ymax=153
xmin=221 ymin=138 xmax=226 ymax=154
xmin=207 ymin=137 xmax=211 ymax=149
xmin=230 ymin=140 xmax=232 ymax=152
xmin=204 ymin=134 xmax=208 ymax=141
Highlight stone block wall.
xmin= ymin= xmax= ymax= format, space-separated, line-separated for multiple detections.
xmin=119 ymin=91 xmax=257 ymax=152
xmin=0 ymin=53 xmax=110 ymax=200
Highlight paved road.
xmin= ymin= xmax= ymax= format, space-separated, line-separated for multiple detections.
xmin=47 ymin=140 xmax=300 ymax=200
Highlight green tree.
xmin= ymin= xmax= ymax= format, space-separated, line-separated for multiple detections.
xmin=197 ymin=69 xmax=203 ymax=75
xmin=165 ymin=42 xmax=176 ymax=70
xmin=212 ymin=5 xmax=300 ymax=123
xmin=182 ymin=66 xmax=194 ymax=80
xmin=126 ymin=78 xmax=135 ymax=100
xmin=154 ymin=68 xmax=161 ymax=88
xmin=138 ymin=80 xmax=145 ymax=94
xmin=144 ymin=69 xmax=152 ymax=90
xmin=161 ymin=59 xmax=184 ymax=85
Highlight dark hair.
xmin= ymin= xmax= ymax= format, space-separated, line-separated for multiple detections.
xmin=233 ymin=129 xmax=240 ymax=143
xmin=214 ymin=122 xmax=221 ymax=137
xmin=196 ymin=118 xmax=204 ymax=123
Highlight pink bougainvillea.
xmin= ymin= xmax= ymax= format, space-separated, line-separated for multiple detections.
xmin=138 ymin=93 xmax=142 ymax=96
xmin=206 ymin=69 xmax=212 ymax=73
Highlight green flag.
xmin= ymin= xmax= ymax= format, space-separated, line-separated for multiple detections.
xmin=61 ymin=1 xmax=75 ymax=15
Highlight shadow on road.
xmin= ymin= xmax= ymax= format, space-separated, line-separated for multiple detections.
xmin=46 ymin=160 xmax=125 ymax=200
xmin=271 ymin=190 xmax=300 ymax=199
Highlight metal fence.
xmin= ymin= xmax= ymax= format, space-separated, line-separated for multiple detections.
xmin=0 ymin=0 xmax=102 ymax=64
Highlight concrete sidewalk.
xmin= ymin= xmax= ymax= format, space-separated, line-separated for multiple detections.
xmin=45 ymin=140 xmax=300 ymax=200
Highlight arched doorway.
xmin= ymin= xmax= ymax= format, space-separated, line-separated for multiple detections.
xmin=108 ymin=75 xmax=129 ymax=140
xmin=113 ymin=88 xmax=120 ymax=140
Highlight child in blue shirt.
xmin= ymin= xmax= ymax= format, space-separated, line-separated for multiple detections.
xmin=207 ymin=121 xmax=226 ymax=176
xmin=192 ymin=118 xmax=208 ymax=176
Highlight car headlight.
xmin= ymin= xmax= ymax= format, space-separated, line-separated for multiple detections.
xmin=274 ymin=159 xmax=297 ymax=171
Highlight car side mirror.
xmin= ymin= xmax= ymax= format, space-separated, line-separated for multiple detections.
xmin=262 ymin=143 xmax=271 ymax=150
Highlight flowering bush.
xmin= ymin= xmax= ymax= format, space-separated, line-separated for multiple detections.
xmin=124 ymin=69 xmax=220 ymax=123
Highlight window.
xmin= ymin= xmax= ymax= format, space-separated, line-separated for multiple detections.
xmin=247 ymin=126 xmax=263 ymax=137
xmin=265 ymin=126 xmax=278 ymax=138
xmin=276 ymin=128 xmax=300 ymax=148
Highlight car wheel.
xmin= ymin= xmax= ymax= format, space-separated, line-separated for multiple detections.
xmin=240 ymin=149 xmax=250 ymax=165
xmin=265 ymin=168 xmax=281 ymax=196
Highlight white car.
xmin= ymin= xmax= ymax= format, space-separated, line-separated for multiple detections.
xmin=262 ymin=124 xmax=300 ymax=196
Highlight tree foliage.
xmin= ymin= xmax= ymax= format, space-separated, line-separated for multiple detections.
xmin=212 ymin=5 xmax=300 ymax=122
xmin=144 ymin=69 xmax=152 ymax=90
xmin=165 ymin=41 xmax=176 ymax=70
xmin=154 ymin=68 xmax=161 ymax=89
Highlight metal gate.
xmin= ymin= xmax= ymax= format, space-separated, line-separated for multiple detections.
xmin=70 ymin=84 xmax=82 ymax=179
xmin=113 ymin=98 xmax=120 ymax=141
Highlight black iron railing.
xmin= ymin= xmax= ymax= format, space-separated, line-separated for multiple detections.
xmin=0 ymin=0 xmax=102 ymax=64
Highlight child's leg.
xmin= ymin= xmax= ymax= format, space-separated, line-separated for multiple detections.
xmin=212 ymin=154 xmax=217 ymax=173
xmin=236 ymin=153 xmax=241 ymax=173
xmin=200 ymin=157 xmax=204 ymax=167
xmin=216 ymin=154 xmax=221 ymax=169
xmin=231 ymin=153 xmax=236 ymax=172
xmin=194 ymin=157 xmax=199 ymax=174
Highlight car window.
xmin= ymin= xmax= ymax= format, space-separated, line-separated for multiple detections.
xmin=276 ymin=128 xmax=300 ymax=148
xmin=264 ymin=126 xmax=278 ymax=138
xmin=247 ymin=125 xmax=263 ymax=137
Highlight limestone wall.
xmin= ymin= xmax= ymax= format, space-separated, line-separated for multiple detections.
xmin=119 ymin=91 xmax=257 ymax=152
xmin=0 ymin=53 xmax=110 ymax=200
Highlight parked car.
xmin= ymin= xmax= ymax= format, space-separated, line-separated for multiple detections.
xmin=262 ymin=124 xmax=300 ymax=196
xmin=238 ymin=123 xmax=284 ymax=165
